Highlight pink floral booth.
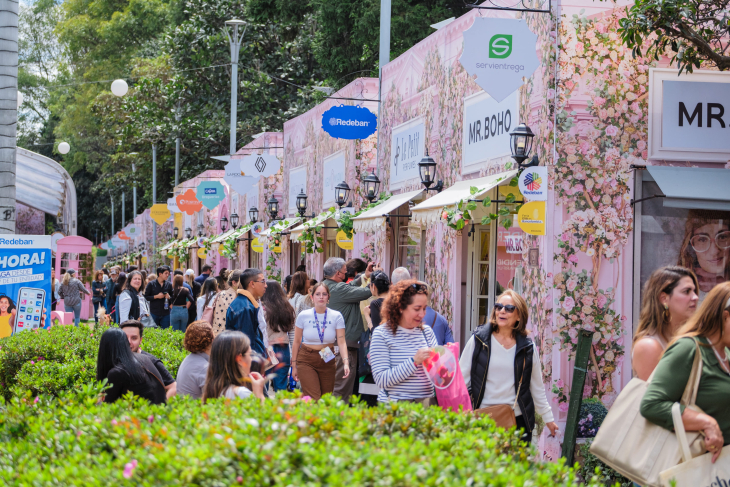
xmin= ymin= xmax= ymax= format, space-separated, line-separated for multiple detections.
xmin=54 ymin=235 xmax=94 ymax=324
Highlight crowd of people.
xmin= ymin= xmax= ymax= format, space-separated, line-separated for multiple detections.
xmin=91 ymin=258 xmax=729 ymax=459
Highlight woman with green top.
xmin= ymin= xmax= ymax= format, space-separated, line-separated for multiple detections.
xmin=641 ymin=281 xmax=730 ymax=463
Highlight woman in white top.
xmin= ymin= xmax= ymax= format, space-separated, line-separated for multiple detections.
xmin=459 ymin=290 xmax=557 ymax=444
xmin=201 ymin=330 xmax=266 ymax=403
xmin=632 ymin=266 xmax=698 ymax=380
xmin=196 ymin=277 xmax=218 ymax=322
xmin=287 ymin=271 xmax=311 ymax=316
xmin=291 ymin=283 xmax=349 ymax=400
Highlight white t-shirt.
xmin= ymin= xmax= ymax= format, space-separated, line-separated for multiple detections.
xmin=196 ymin=293 xmax=217 ymax=321
xmin=223 ymin=385 xmax=252 ymax=400
xmin=295 ymin=307 xmax=345 ymax=345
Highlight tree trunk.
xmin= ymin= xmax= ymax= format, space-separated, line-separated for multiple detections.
xmin=0 ymin=0 xmax=18 ymax=233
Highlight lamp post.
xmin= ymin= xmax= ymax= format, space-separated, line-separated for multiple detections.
xmin=185 ymin=227 xmax=192 ymax=239
xmin=334 ymin=181 xmax=351 ymax=208
xmin=173 ymin=227 xmax=179 ymax=239
xmin=230 ymin=212 xmax=239 ymax=229
xmin=220 ymin=216 xmax=228 ymax=233
xmin=197 ymin=223 xmax=204 ymax=237
xmin=110 ymin=193 xmax=114 ymax=236
xmin=296 ymin=190 xmax=316 ymax=219
xmin=249 ymin=206 xmax=259 ymax=224
xmin=509 ymin=123 xmax=538 ymax=168
xmin=267 ymin=196 xmax=280 ymax=221
xmin=225 ymin=20 xmax=247 ymax=156
xmin=418 ymin=151 xmax=444 ymax=193
xmin=362 ymin=172 xmax=381 ymax=203
xmin=121 ymin=192 xmax=125 ymax=230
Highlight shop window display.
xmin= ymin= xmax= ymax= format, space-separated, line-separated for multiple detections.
xmin=398 ymin=226 xmax=421 ymax=281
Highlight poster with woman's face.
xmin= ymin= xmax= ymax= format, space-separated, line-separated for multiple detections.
xmin=640 ymin=180 xmax=730 ymax=299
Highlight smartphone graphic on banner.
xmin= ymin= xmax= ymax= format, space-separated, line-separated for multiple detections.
xmin=14 ymin=287 xmax=45 ymax=334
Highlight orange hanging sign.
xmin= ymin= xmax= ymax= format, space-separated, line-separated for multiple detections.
xmin=176 ymin=188 xmax=203 ymax=215
xmin=118 ymin=231 xmax=130 ymax=240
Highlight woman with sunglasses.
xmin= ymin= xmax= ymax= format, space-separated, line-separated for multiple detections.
xmin=370 ymin=280 xmax=439 ymax=404
xmin=678 ymin=209 xmax=730 ymax=297
xmin=459 ymin=290 xmax=557 ymax=443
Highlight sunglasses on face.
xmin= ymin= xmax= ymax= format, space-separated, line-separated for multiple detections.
xmin=494 ymin=303 xmax=516 ymax=313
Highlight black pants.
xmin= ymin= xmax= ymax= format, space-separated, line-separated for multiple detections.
xmin=515 ymin=415 xmax=532 ymax=445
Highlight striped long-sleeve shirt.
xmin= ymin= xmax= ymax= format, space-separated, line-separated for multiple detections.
xmin=370 ymin=324 xmax=438 ymax=403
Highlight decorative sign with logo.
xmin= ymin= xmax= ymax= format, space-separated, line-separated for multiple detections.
xmin=272 ymin=243 xmax=281 ymax=253
xmin=176 ymin=189 xmax=203 ymax=215
xmin=517 ymin=201 xmax=546 ymax=235
xmin=322 ymin=151 xmax=345 ymax=208
xmin=321 ymin=105 xmax=377 ymax=140
xmin=460 ymin=18 xmax=539 ymax=102
xmin=118 ymin=231 xmax=129 ymax=240
xmin=111 ymin=234 xmax=124 ymax=247
xmin=125 ymin=224 xmax=139 ymax=237
xmin=251 ymin=222 xmax=264 ymax=238
xmin=251 ymin=237 xmax=263 ymax=253
xmin=167 ymin=197 xmax=180 ymax=214
xmin=517 ymin=166 xmax=548 ymax=201
xmin=288 ymin=166 xmax=307 ymax=215
xmin=196 ymin=181 xmax=226 ymax=211
xmin=390 ymin=118 xmax=425 ymax=188
xmin=197 ymin=236 xmax=207 ymax=247
xmin=239 ymin=153 xmax=280 ymax=179
xmin=224 ymin=159 xmax=256 ymax=196
xmin=197 ymin=247 xmax=207 ymax=259
xmin=336 ymin=230 xmax=354 ymax=250
xmin=463 ymin=91 xmax=518 ymax=171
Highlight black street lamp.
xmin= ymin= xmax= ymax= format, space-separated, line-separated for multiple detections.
xmin=220 ymin=216 xmax=228 ymax=232
xmin=296 ymin=190 xmax=316 ymax=219
xmin=197 ymin=224 xmax=205 ymax=237
xmin=509 ymin=123 xmax=538 ymax=168
xmin=166 ymin=230 xmax=172 ymax=240
xmin=139 ymin=242 xmax=145 ymax=251
xmin=249 ymin=206 xmax=259 ymax=223
xmin=230 ymin=212 xmax=239 ymax=229
xmin=173 ymin=227 xmax=179 ymax=239
xmin=185 ymin=227 xmax=192 ymax=239
xmin=418 ymin=150 xmax=444 ymax=193
xmin=334 ymin=181 xmax=350 ymax=208
xmin=362 ymin=172 xmax=380 ymax=203
xmin=267 ymin=196 xmax=280 ymax=221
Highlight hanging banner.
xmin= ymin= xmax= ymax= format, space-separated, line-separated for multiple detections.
xmin=518 ymin=166 xmax=548 ymax=201
xmin=0 ymin=235 xmax=52 ymax=337
xmin=390 ymin=118 xmax=425 ymax=188
xmin=106 ymin=239 xmax=116 ymax=250
xmin=150 ymin=204 xmax=172 ymax=224
xmin=459 ymin=18 xmax=540 ymax=102
xmin=176 ymin=189 xmax=203 ymax=215
xmin=197 ymin=247 xmax=207 ymax=259
xmin=251 ymin=237 xmax=264 ymax=253
xmin=517 ymin=201 xmax=546 ymax=235
xmin=118 ymin=231 xmax=130 ymax=240
xmin=50 ymin=231 xmax=65 ymax=256
xmin=272 ymin=243 xmax=281 ymax=253
xmin=224 ymin=159 xmax=257 ymax=196
xmin=336 ymin=230 xmax=354 ymax=250
xmin=167 ymin=197 xmax=180 ymax=214
xmin=125 ymin=224 xmax=140 ymax=238
xmin=251 ymin=222 xmax=264 ymax=238
xmin=197 ymin=236 xmax=207 ymax=247
xmin=239 ymin=153 xmax=281 ymax=179
xmin=196 ymin=181 xmax=226 ymax=211
xmin=111 ymin=235 xmax=124 ymax=247
xmin=321 ymin=105 xmax=377 ymax=140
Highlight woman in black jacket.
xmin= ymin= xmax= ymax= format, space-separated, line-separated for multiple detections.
xmin=96 ymin=328 xmax=167 ymax=404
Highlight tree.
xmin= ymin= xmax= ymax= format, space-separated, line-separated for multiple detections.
xmin=619 ymin=0 xmax=730 ymax=73
xmin=0 ymin=0 xmax=19 ymax=233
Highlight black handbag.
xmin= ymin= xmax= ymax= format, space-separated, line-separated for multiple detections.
xmin=358 ymin=329 xmax=372 ymax=376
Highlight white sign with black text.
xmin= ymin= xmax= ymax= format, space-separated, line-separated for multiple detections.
xmin=322 ymin=151 xmax=345 ymax=209
xmin=462 ymin=90 xmax=518 ymax=172
xmin=390 ymin=118 xmax=425 ymax=188
xmin=288 ymin=166 xmax=307 ymax=216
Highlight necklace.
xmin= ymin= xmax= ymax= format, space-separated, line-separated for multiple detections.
xmin=712 ymin=344 xmax=730 ymax=375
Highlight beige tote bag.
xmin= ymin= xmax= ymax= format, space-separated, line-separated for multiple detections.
xmin=590 ymin=339 xmax=705 ymax=487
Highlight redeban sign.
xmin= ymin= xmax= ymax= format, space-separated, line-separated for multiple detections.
xmin=321 ymin=105 xmax=377 ymax=140
xmin=517 ymin=166 xmax=548 ymax=201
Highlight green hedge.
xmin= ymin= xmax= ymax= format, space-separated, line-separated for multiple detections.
xmin=0 ymin=325 xmax=186 ymax=400
xmin=0 ymin=386 xmax=604 ymax=486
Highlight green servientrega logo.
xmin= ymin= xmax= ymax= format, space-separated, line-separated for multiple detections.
xmin=489 ymin=34 xmax=512 ymax=59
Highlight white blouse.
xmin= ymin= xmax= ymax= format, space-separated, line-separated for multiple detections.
xmin=460 ymin=334 xmax=554 ymax=423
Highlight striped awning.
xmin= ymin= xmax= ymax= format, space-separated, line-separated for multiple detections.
xmin=352 ymin=189 xmax=425 ymax=233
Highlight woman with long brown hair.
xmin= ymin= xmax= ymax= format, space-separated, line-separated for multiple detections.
xmin=202 ymin=330 xmax=266 ymax=403
xmin=261 ymin=280 xmax=296 ymax=392
xmin=633 ymin=266 xmax=699 ymax=380
xmin=288 ymin=271 xmax=311 ymax=316
xmin=678 ymin=209 xmax=730 ymax=296
xmin=641 ymin=281 xmax=730 ymax=463
xmin=169 ymin=274 xmax=192 ymax=332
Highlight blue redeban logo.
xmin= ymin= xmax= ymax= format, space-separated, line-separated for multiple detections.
xmin=322 ymin=105 xmax=377 ymax=140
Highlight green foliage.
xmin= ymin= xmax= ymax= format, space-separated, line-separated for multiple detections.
xmin=577 ymin=398 xmax=608 ymax=438
xmin=0 ymin=387 xmax=603 ymax=486
xmin=0 ymin=325 xmax=185 ymax=400
xmin=577 ymin=440 xmax=633 ymax=487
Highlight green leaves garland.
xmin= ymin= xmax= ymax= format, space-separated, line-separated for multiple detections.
xmin=440 ymin=176 xmax=520 ymax=231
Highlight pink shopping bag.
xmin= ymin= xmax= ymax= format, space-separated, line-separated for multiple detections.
xmin=423 ymin=342 xmax=472 ymax=413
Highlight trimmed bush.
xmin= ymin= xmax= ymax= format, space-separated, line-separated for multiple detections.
xmin=577 ymin=440 xmax=632 ymax=486
xmin=0 ymin=386 xmax=604 ymax=486
xmin=577 ymin=398 xmax=608 ymax=438
xmin=0 ymin=324 xmax=185 ymax=400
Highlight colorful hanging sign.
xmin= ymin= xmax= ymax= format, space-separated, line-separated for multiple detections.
xmin=167 ymin=197 xmax=180 ymax=214
xmin=272 ymin=243 xmax=281 ymax=254
xmin=251 ymin=237 xmax=263 ymax=253
xmin=197 ymin=247 xmax=207 ymax=259
xmin=517 ymin=166 xmax=548 ymax=201
xmin=197 ymin=236 xmax=207 ymax=247
xmin=224 ymin=159 xmax=257 ymax=196
xmin=196 ymin=181 xmax=226 ymax=210
xmin=322 ymin=105 xmax=377 ymax=140
xmin=517 ymin=201 xmax=546 ymax=236
xmin=176 ymin=189 xmax=203 ymax=215
xmin=251 ymin=222 xmax=264 ymax=238
xmin=150 ymin=204 xmax=171 ymax=224
xmin=239 ymin=154 xmax=281 ymax=179
xmin=124 ymin=224 xmax=139 ymax=237
xmin=336 ymin=230 xmax=354 ymax=250
xmin=459 ymin=18 xmax=540 ymax=102
xmin=118 ymin=231 xmax=130 ymax=240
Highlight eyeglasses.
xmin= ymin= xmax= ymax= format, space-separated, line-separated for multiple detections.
xmin=494 ymin=303 xmax=516 ymax=313
xmin=411 ymin=283 xmax=427 ymax=293
xmin=690 ymin=231 xmax=730 ymax=253
xmin=253 ymin=279 xmax=267 ymax=284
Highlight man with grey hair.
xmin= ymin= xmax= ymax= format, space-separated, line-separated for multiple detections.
xmin=323 ymin=256 xmax=374 ymax=403
xmin=391 ymin=267 xmax=411 ymax=285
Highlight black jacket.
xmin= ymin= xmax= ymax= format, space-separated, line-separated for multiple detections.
xmin=103 ymin=352 xmax=167 ymax=405
xmin=468 ymin=324 xmax=536 ymax=431
xmin=144 ymin=279 xmax=173 ymax=316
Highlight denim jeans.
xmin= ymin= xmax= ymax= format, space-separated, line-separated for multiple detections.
xmin=271 ymin=343 xmax=291 ymax=392
xmin=65 ymin=303 xmax=82 ymax=327
xmin=170 ymin=306 xmax=188 ymax=332
xmin=151 ymin=313 xmax=170 ymax=329
xmin=93 ymin=301 xmax=101 ymax=323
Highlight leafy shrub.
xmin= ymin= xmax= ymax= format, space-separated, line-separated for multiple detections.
xmin=0 ymin=386 xmax=606 ymax=486
xmin=577 ymin=440 xmax=633 ymax=486
xmin=577 ymin=398 xmax=608 ymax=438
xmin=0 ymin=324 xmax=185 ymax=400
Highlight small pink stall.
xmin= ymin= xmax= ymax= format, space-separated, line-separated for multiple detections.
xmin=55 ymin=235 xmax=94 ymax=321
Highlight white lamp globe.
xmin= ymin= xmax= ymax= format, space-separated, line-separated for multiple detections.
xmin=58 ymin=142 xmax=70 ymax=154
xmin=111 ymin=79 xmax=129 ymax=97
xmin=16 ymin=91 xmax=23 ymax=109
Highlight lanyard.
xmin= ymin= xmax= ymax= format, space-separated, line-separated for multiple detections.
xmin=313 ymin=309 xmax=327 ymax=344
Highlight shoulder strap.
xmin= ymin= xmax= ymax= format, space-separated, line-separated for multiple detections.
xmin=681 ymin=338 xmax=704 ymax=406
xmin=430 ymin=310 xmax=438 ymax=328
xmin=421 ymin=325 xmax=430 ymax=346
xmin=512 ymin=355 xmax=527 ymax=410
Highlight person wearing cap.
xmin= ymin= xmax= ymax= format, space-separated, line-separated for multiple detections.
xmin=58 ymin=268 xmax=91 ymax=326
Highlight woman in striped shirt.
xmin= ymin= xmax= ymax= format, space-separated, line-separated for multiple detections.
xmin=370 ymin=280 xmax=438 ymax=403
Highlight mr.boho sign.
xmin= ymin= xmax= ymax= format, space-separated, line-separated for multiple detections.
xmin=462 ymin=91 xmax=518 ymax=171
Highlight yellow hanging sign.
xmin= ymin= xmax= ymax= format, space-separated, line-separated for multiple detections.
xmin=197 ymin=247 xmax=207 ymax=259
xmin=272 ymin=244 xmax=281 ymax=253
xmin=517 ymin=201 xmax=546 ymax=236
xmin=142 ymin=256 xmax=148 ymax=264
xmin=150 ymin=204 xmax=171 ymax=225
xmin=336 ymin=230 xmax=354 ymax=250
xmin=251 ymin=237 xmax=264 ymax=253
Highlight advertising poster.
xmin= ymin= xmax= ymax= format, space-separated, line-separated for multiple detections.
xmin=322 ymin=151 xmax=345 ymax=209
xmin=0 ymin=235 xmax=52 ymax=337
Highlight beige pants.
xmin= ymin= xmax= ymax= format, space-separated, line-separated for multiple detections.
xmin=296 ymin=344 xmax=335 ymax=401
